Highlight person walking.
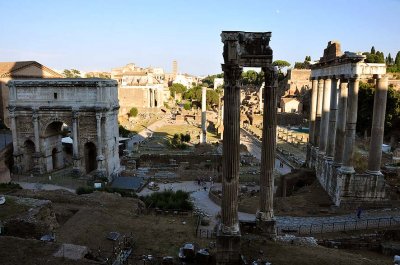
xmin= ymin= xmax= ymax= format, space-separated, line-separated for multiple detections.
xmin=356 ymin=207 xmax=362 ymax=219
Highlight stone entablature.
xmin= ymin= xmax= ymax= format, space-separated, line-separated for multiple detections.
xmin=8 ymin=79 xmax=119 ymax=110
xmin=311 ymin=60 xmax=386 ymax=79
xmin=7 ymin=79 xmax=120 ymax=180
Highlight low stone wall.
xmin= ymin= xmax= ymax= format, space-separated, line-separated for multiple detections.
xmin=313 ymin=149 xmax=387 ymax=207
xmin=208 ymin=189 xmax=256 ymax=214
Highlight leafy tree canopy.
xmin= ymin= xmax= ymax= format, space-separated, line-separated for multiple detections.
xmin=272 ymin=60 xmax=291 ymax=73
xmin=169 ymin=83 xmax=187 ymax=97
xmin=63 ymin=69 xmax=81 ymax=78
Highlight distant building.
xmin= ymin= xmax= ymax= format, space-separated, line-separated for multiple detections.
xmin=111 ymin=63 xmax=167 ymax=115
xmin=172 ymin=60 xmax=178 ymax=76
xmin=214 ymin=78 xmax=224 ymax=89
xmin=172 ymin=73 xmax=200 ymax=89
xmin=280 ymin=97 xmax=302 ymax=113
xmin=284 ymin=69 xmax=311 ymax=95
xmin=0 ymin=61 xmax=62 ymax=127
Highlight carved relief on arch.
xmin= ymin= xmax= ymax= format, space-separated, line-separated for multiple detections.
xmin=16 ymin=116 xmax=34 ymax=134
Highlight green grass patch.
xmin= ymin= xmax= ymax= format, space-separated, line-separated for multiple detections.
xmin=0 ymin=183 xmax=22 ymax=193
xmin=0 ymin=196 xmax=29 ymax=220
xmin=76 ymin=186 xmax=138 ymax=198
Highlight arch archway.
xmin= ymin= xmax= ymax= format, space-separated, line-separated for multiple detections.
xmin=23 ymin=140 xmax=35 ymax=172
xmin=43 ymin=121 xmax=66 ymax=172
xmin=84 ymin=142 xmax=97 ymax=174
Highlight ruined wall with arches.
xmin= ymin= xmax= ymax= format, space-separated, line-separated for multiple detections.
xmin=7 ymin=79 xmax=120 ymax=180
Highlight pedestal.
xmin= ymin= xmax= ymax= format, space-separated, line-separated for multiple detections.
xmin=72 ymin=156 xmax=82 ymax=177
xmin=256 ymin=218 xmax=277 ymax=239
xmin=216 ymin=226 xmax=241 ymax=265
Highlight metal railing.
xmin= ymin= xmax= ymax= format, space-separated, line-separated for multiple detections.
xmin=197 ymin=228 xmax=216 ymax=239
xmin=277 ymin=216 xmax=400 ymax=236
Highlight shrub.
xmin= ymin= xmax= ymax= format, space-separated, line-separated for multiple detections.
xmin=0 ymin=182 xmax=22 ymax=192
xmin=140 ymin=190 xmax=193 ymax=211
xmin=76 ymin=186 xmax=94 ymax=195
xmin=183 ymin=102 xmax=191 ymax=110
xmin=119 ymin=125 xmax=131 ymax=137
xmin=129 ymin=107 xmax=138 ymax=117
xmin=76 ymin=186 xmax=138 ymax=197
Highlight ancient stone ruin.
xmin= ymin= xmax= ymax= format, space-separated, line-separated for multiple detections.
xmin=7 ymin=79 xmax=120 ymax=180
xmin=217 ymin=31 xmax=276 ymax=265
xmin=306 ymin=41 xmax=388 ymax=206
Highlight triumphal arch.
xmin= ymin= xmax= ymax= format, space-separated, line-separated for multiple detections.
xmin=217 ymin=31 xmax=276 ymax=265
xmin=7 ymin=79 xmax=120 ymax=180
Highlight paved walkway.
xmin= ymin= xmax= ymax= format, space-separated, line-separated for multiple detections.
xmin=240 ymin=128 xmax=292 ymax=175
xmin=16 ymin=181 xmax=75 ymax=193
xmin=139 ymin=181 xmax=400 ymax=233
xmin=127 ymin=114 xmax=172 ymax=148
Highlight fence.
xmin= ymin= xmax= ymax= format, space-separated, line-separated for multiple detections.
xmin=277 ymin=216 xmax=400 ymax=236
xmin=197 ymin=228 xmax=216 ymax=239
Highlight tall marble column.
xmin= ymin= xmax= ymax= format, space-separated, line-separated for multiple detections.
xmin=308 ymin=79 xmax=318 ymax=146
xmin=319 ymin=78 xmax=332 ymax=154
xmin=220 ymin=64 xmax=242 ymax=235
xmin=326 ymin=77 xmax=339 ymax=159
xmin=258 ymin=67 xmax=277 ymax=224
xmin=334 ymin=79 xmax=348 ymax=165
xmin=366 ymin=76 xmax=388 ymax=175
xmin=32 ymin=110 xmax=40 ymax=153
xmin=72 ymin=110 xmax=80 ymax=173
xmin=96 ymin=113 xmax=105 ymax=175
xmin=9 ymin=108 xmax=18 ymax=155
xmin=148 ymin=89 xmax=151 ymax=108
xmin=306 ymin=79 xmax=318 ymax=166
xmin=341 ymin=77 xmax=359 ymax=173
xmin=201 ymin=86 xmax=207 ymax=143
xmin=314 ymin=78 xmax=324 ymax=148
xmin=259 ymin=83 xmax=264 ymax=114
xmin=32 ymin=109 xmax=42 ymax=174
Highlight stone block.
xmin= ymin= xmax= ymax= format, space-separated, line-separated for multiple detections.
xmin=216 ymin=228 xmax=241 ymax=265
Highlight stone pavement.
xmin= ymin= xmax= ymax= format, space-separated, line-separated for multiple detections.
xmin=16 ymin=181 xmax=75 ymax=193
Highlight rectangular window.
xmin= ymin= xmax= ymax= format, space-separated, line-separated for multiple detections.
xmin=54 ymin=93 xmax=58 ymax=99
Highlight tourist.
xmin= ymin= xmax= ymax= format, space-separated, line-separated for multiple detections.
xmin=356 ymin=207 xmax=362 ymax=219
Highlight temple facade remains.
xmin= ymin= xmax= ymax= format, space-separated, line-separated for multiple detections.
xmin=7 ymin=79 xmax=120 ymax=180
xmin=306 ymin=41 xmax=388 ymax=206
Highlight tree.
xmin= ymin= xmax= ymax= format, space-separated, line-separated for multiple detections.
xmin=395 ymin=51 xmax=400 ymax=66
xmin=63 ymin=69 xmax=81 ymax=78
xmin=357 ymin=82 xmax=400 ymax=137
xmin=371 ymin=46 xmax=376 ymax=54
xmin=376 ymin=51 xmax=385 ymax=63
xmin=201 ymin=73 xmax=223 ymax=88
xmin=206 ymin=89 xmax=220 ymax=107
xmin=183 ymin=102 xmax=191 ymax=110
xmin=386 ymin=53 xmax=393 ymax=65
xmin=169 ymin=83 xmax=187 ymax=97
xmin=305 ymin=56 xmax=311 ymax=62
xmin=272 ymin=60 xmax=291 ymax=73
xmin=129 ymin=107 xmax=138 ymax=117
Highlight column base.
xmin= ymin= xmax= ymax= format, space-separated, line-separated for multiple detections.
xmin=216 ymin=224 xmax=241 ymax=265
xmin=365 ymin=169 xmax=383 ymax=176
xmin=256 ymin=218 xmax=276 ymax=239
xmin=339 ymin=166 xmax=355 ymax=174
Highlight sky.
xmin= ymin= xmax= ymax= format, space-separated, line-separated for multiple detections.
xmin=1 ymin=0 xmax=399 ymax=76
